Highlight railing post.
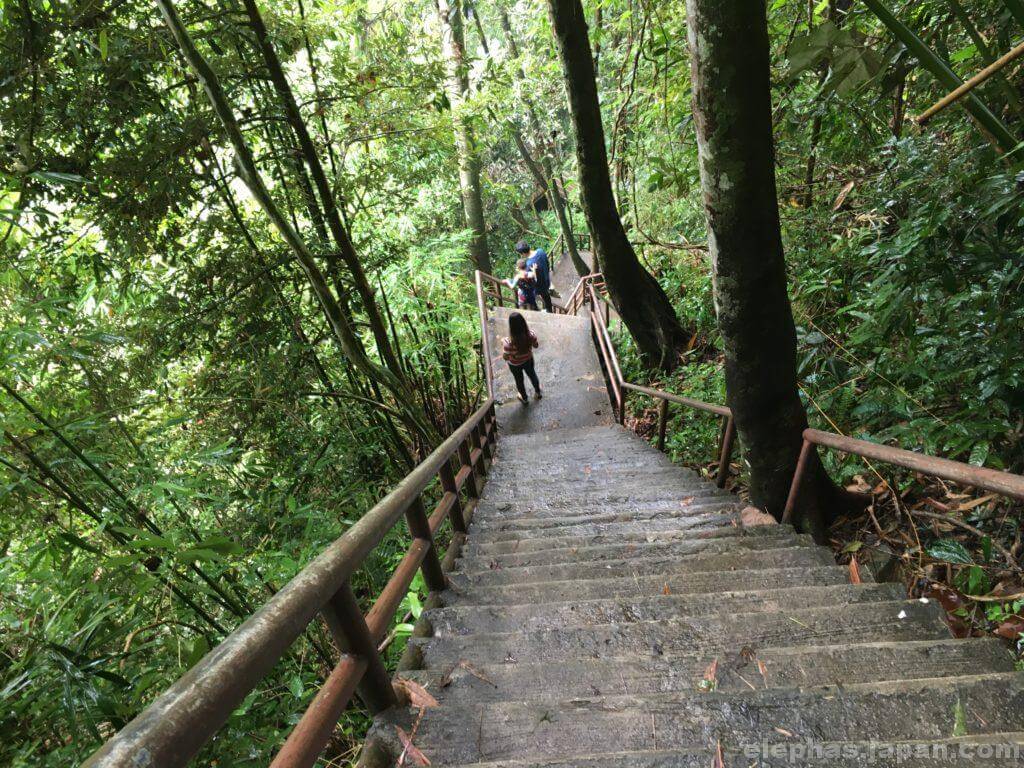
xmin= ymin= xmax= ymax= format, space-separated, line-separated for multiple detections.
xmin=404 ymin=496 xmax=447 ymax=591
xmin=321 ymin=582 xmax=397 ymax=714
xmin=458 ymin=437 xmax=481 ymax=500
xmin=438 ymin=459 xmax=467 ymax=534
xmin=656 ymin=399 xmax=669 ymax=452
xmin=471 ymin=422 xmax=488 ymax=476
xmin=618 ymin=388 xmax=627 ymax=425
xmin=781 ymin=438 xmax=814 ymax=524
xmin=716 ymin=416 xmax=737 ymax=488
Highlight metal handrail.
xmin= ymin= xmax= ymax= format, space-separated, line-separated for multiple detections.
xmin=570 ymin=273 xmax=1024 ymax=518
xmin=84 ymin=398 xmax=497 ymax=768
xmin=567 ymin=274 xmax=736 ymax=487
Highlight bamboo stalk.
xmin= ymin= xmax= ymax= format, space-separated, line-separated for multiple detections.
xmin=916 ymin=40 xmax=1024 ymax=126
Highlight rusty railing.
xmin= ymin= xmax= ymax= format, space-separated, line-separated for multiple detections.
xmin=569 ymin=273 xmax=1024 ymax=517
xmin=84 ymin=398 xmax=497 ymax=762
xmin=564 ymin=274 xmax=736 ymax=488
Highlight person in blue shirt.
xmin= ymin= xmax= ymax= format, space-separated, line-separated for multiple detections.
xmin=516 ymin=240 xmax=552 ymax=312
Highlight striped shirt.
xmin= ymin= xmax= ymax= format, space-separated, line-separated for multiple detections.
xmin=502 ymin=331 xmax=538 ymax=366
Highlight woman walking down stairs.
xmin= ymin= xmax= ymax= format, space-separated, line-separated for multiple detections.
xmin=359 ymin=309 xmax=1024 ymax=767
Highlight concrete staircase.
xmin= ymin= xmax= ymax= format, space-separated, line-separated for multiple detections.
xmin=363 ymin=309 xmax=1024 ymax=767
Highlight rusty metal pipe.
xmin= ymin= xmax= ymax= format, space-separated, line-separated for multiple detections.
xmin=804 ymin=428 xmax=1024 ymax=502
xmin=437 ymin=461 xmax=467 ymax=533
xmin=656 ymin=399 xmax=669 ymax=452
xmin=621 ymin=382 xmax=732 ymax=418
xmin=364 ymin=539 xmax=430 ymax=643
xmin=716 ymin=416 xmax=737 ymax=489
xmin=324 ymin=582 xmax=397 ymax=714
xmin=269 ymin=654 xmax=367 ymax=768
xmin=781 ymin=438 xmax=815 ymax=524
xmin=404 ymin=497 xmax=446 ymax=592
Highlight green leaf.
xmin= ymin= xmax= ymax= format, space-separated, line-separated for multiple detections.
xmin=99 ymin=29 xmax=108 ymax=60
xmin=952 ymin=698 xmax=967 ymax=737
xmin=176 ymin=548 xmax=221 ymax=563
xmin=926 ymin=539 xmax=973 ymax=564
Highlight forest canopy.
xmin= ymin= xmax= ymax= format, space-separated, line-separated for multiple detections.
xmin=2 ymin=0 xmax=1023 ymax=764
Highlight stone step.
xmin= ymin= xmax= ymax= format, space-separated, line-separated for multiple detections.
xmin=495 ymin=424 xmax=634 ymax=447
xmin=475 ymin=484 xmax=731 ymax=511
xmin=441 ymin=564 xmax=859 ymax=607
xmin=388 ymin=736 xmax=1024 ymax=768
xmin=377 ymin=674 xmax=1024 ymax=765
xmin=411 ymin=599 xmax=939 ymax=668
xmin=447 ymin=546 xmax=835 ymax=589
xmin=461 ymin=523 xmax=795 ymax=558
xmin=426 ymin=582 xmax=903 ymax=635
xmin=468 ymin=503 xmax=740 ymax=536
xmin=454 ymin=529 xmax=811 ymax=572
xmin=403 ymin=638 xmax=1014 ymax=703
xmin=488 ymin=453 xmax=677 ymax=474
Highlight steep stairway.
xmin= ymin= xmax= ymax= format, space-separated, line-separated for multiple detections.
xmin=363 ymin=310 xmax=1024 ymax=767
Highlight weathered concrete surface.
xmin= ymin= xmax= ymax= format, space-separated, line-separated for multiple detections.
xmin=488 ymin=307 xmax=612 ymax=435
xmin=359 ymin=338 xmax=1024 ymax=766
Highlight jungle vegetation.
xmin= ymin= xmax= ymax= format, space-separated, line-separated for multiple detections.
xmin=2 ymin=0 xmax=1023 ymax=764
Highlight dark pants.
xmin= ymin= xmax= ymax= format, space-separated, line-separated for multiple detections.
xmin=536 ymin=287 xmax=552 ymax=312
xmin=515 ymin=297 xmax=538 ymax=311
xmin=508 ymin=358 xmax=541 ymax=400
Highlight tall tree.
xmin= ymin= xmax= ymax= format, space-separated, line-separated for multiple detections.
xmin=546 ymin=0 xmax=690 ymax=371
xmin=685 ymin=0 xmax=857 ymax=538
xmin=436 ymin=0 xmax=492 ymax=273
xmin=496 ymin=4 xmax=587 ymax=277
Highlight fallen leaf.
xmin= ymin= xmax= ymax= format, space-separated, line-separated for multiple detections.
xmin=757 ymin=660 xmax=769 ymax=687
xmin=774 ymin=727 xmax=796 ymax=738
xmin=712 ymin=739 xmax=725 ymax=768
xmin=994 ymin=617 xmax=1024 ymax=640
xmin=842 ymin=541 xmax=864 ymax=553
xmin=396 ymin=726 xmax=430 ymax=766
xmin=832 ymin=179 xmax=855 ymax=211
xmin=740 ymin=506 xmax=776 ymax=527
xmin=662 ymin=583 xmax=671 ymax=595
xmin=680 ymin=496 xmax=695 ymax=507
xmin=954 ymin=493 xmax=997 ymax=512
xmin=394 ymin=678 xmax=439 ymax=709
xmin=699 ymin=658 xmax=718 ymax=692
xmin=849 ymin=557 xmax=862 ymax=585
xmin=440 ymin=660 xmax=497 ymax=688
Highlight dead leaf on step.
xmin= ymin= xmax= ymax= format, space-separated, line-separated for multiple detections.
xmin=740 ymin=506 xmax=776 ymax=527
xmin=662 ymin=583 xmax=671 ymax=595
xmin=394 ymin=678 xmax=439 ymax=709
xmin=680 ymin=496 xmax=695 ymax=507
xmin=583 ymin=465 xmax=592 ymax=475
xmin=849 ymin=557 xmax=862 ymax=585
xmin=774 ymin=727 xmax=796 ymax=738
xmin=440 ymin=660 xmax=498 ymax=688
xmin=699 ymin=658 xmax=718 ymax=692
xmin=757 ymin=660 xmax=769 ymax=687
xmin=396 ymin=726 xmax=430 ymax=766
xmin=712 ymin=739 xmax=725 ymax=768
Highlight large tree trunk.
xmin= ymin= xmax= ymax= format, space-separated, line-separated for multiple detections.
xmin=436 ymin=0 xmax=491 ymax=274
xmin=685 ymin=0 xmax=856 ymax=539
xmin=547 ymin=0 xmax=690 ymax=371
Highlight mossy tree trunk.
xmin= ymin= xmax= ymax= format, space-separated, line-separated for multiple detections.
xmin=685 ymin=0 xmax=857 ymax=538
xmin=547 ymin=0 xmax=691 ymax=371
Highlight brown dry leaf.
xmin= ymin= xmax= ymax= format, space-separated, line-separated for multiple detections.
xmin=583 ymin=465 xmax=592 ymax=476
xmin=740 ymin=506 xmax=776 ymax=527
xmin=832 ymin=180 xmax=855 ymax=211
xmin=757 ymin=660 xmax=769 ymax=687
xmin=395 ymin=678 xmax=439 ymax=709
xmin=440 ymin=660 xmax=498 ymax=689
xmin=994 ymin=617 xmax=1024 ymax=641
xmin=712 ymin=739 xmax=726 ymax=768
xmin=955 ymin=493 xmax=997 ymax=512
xmin=396 ymin=726 xmax=431 ymax=766
xmin=680 ymin=496 xmax=695 ymax=507
xmin=699 ymin=658 xmax=718 ymax=692
xmin=774 ymin=727 xmax=796 ymax=738
xmin=848 ymin=557 xmax=862 ymax=585
xmin=662 ymin=583 xmax=671 ymax=595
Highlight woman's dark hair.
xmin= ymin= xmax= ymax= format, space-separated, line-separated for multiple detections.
xmin=508 ymin=312 xmax=531 ymax=352
xmin=515 ymin=240 xmax=530 ymax=255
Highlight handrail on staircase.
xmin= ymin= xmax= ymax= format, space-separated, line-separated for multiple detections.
xmin=83 ymin=399 xmax=498 ymax=768
xmin=568 ymin=273 xmax=1024 ymax=518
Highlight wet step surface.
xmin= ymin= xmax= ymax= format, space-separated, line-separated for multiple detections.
xmin=359 ymin=325 xmax=1024 ymax=767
